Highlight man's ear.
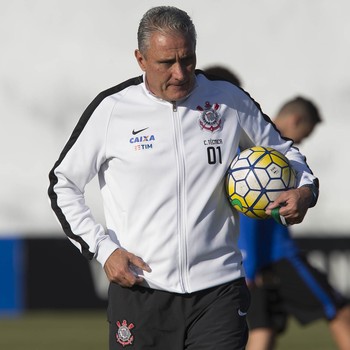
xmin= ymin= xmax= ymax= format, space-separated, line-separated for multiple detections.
xmin=292 ymin=113 xmax=304 ymax=127
xmin=135 ymin=49 xmax=146 ymax=71
xmin=286 ymin=113 xmax=301 ymax=127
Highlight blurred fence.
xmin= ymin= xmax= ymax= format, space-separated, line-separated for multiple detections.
xmin=0 ymin=236 xmax=349 ymax=316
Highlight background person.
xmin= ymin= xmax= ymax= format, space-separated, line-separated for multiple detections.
xmin=48 ymin=7 xmax=319 ymax=350
xmin=203 ymin=65 xmax=350 ymax=350
xmin=239 ymin=97 xmax=350 ymax=350
xmin=203 ymin=65 xmax=242 ymax=87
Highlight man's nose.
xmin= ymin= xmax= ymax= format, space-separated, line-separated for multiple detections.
xmin=172 ymin=62 xmax=186 ymax=80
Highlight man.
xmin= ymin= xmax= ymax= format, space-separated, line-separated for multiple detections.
xmin=238 ymin=97 xmax=350 ymax=350
xmin=48 ymin=7 xmax=318 ymax=350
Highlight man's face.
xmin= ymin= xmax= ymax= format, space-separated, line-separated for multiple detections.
xmin=135 ymin=31 xmax=196 ymax=102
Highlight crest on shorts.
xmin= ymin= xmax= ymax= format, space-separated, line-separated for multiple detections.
xmin=197 ymin=101 xmax=222 ymax=132
xmin=116 ymin=319 xmax=134 ymax=347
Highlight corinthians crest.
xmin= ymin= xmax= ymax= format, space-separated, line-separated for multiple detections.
xmin=197 ymin=101 xmax=222 ymax=132
xmin=116 ymin=320 xmax=134 ymax=347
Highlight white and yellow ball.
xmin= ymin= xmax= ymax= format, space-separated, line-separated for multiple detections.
xmin=226 ymin=146 xmax=296 ymax=219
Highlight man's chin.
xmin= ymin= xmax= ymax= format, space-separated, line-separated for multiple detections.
xmin=167 ymin=87 xmax=192 ymax=102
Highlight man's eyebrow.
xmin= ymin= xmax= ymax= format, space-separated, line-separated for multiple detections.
xmin=158 ymin=58 xmax=177 ymax=64
xmin=158 ymin=54 xmax=195 ymax=64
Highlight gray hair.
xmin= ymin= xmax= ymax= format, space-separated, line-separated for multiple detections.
xmin=137 ymin=6 xmax=197 ymax=55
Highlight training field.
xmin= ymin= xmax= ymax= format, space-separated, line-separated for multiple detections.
xmin=0 ymin=310 xmax=336 ymax=350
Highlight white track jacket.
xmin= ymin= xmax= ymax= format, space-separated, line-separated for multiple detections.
xmin=48 ymin=71 xmax=318 ymax=293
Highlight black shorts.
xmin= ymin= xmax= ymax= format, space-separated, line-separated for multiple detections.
xmin=247 ymin=255 xmax=349 ymax=333
xmin=107 ymin=278 xmax=250 ymax=350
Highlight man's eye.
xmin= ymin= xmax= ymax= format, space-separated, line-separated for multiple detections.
xmin=181 ymin=57 xmax=195 ymax=65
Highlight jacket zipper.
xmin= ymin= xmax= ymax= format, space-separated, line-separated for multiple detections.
xmin=172 ymin=101 xmax=189 ymax=293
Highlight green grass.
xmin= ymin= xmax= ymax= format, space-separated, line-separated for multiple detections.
xmin=0 ymin=310 xmax=108 ymax=350
xmin=0 ymin=310 xmax=337 ymax=350
xmin=277 ymin=318 xmax=337 ymax=350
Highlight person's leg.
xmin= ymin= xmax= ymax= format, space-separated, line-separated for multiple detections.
xmin=274 ymin=256 xmax=350 ymax=349
xmin=185 ymin=278 xmax=250 ymax=350
xmin=246 ymin=328 xmax=276 ymax=350
xmin=245 ymin=276 xmax=286 ymax=350
xmin=329 ymin=304 xmax=350 ymax=350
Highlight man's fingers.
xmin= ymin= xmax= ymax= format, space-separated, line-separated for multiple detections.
xmin=104 ymin=249 xmax=151 ymax=287
xmin=129 ymin=254 xmax=152 ymax=273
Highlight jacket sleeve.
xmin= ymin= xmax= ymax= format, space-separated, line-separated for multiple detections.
xmin=48 ymin=95 xmax=119 ymax=266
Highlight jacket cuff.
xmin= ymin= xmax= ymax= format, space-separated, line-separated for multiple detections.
xmin=95 ymin=238 xmax=120 ymax=267
xmin=300 ymin=183 xmax=319 ymax=208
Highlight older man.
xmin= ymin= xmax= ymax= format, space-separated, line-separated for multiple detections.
xmin=48 ymin=6 xmax=318 ymax=349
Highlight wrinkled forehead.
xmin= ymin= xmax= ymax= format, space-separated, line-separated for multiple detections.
xmin=143 ymin=29 xmax=195 ymax=52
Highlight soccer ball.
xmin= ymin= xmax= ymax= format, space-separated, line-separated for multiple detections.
xmin=226 ymin=146 xmax=296 ymax=219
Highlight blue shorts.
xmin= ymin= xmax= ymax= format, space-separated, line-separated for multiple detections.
xmin=107 ymin=278 xmax=250 ymax=350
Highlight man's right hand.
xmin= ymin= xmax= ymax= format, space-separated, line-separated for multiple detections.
xmin=103 ymin=248 xmax=152 ymax=287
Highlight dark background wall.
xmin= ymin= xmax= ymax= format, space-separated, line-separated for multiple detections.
xmin=1 ymin=236 xmax=349 ymax=316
